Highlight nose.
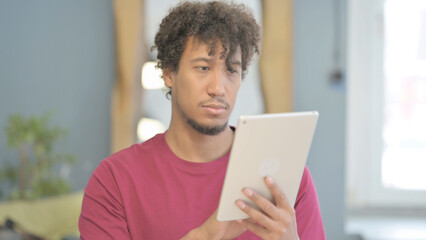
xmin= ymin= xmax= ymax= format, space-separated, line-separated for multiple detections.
xmin=207 ymin=69 xmax=226 ymax=97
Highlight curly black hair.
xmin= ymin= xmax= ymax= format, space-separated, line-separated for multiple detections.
xmin=152 ymin=1 xmax=261 ymax=96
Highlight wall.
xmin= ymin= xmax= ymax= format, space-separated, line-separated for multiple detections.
xmin=293 ymin=0 xmax=348 ymax=239
xmin=0 ymin=0 xmax=115 ymax=194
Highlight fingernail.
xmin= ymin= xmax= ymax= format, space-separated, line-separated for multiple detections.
xmin=243 ymin=188 xmax=253 ymax=197
xmin=236 ymin=200 xmax=246 ymax=209
xmin=265 ymin=176 xmax=274 ymax=184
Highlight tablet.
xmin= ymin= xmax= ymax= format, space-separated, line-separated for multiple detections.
xmin=217 ymin=111 xmax=319 ymax=221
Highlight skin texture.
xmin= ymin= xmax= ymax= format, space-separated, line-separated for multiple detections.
xmin=235 ymin=177 xmax=299 ymax=240
xmin=153 ymin=1 xmax=261 ymax=97
xmin=164 ymin=37 xmax=241 ymax=163
xmin=164 ymin=38 xmax=299 ymax=240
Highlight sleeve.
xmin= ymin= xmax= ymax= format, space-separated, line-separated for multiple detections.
xmin=294 ymin=167 xmax=326 ymax=240
xmin=78 ymin=160 xmax=131 ymax=240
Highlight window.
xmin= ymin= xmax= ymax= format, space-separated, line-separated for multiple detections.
xmin=382 ymin=0 xmax=426 ymax=191
xmin=347 ymin=0 xmax=426 ymax=209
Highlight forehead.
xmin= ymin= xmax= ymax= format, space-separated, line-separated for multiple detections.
xmin=182 ymin=36 xmax=241 ymax=61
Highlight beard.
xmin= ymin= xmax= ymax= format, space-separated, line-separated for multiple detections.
xmin=175 ymin=99 xmax=229 ymax=136
xmin=186 ymin=117 xmax=228 ymax=136
xmin=173 ymin=88 xmax=231 ymax=135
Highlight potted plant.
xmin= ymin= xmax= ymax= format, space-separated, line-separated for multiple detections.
xmin=0 ymin=113 xmax=76 ymax=200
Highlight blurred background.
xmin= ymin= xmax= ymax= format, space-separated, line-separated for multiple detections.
xmin=0 ymin=0 xmax=425 ymax=239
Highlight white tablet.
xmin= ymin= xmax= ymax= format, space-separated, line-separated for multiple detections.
xmin=217 ymin=111 xmax=319 ymax=221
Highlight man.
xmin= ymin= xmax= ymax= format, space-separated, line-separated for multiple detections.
xmin=79 ymin=1 xmax=326 ymax=239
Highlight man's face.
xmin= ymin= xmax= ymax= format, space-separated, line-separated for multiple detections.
xmin=163 ymin=37 xmax=242 ymax=135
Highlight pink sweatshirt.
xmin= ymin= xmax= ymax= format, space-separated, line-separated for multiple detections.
xmin=79 ymin=132 xmax=326 ymax=239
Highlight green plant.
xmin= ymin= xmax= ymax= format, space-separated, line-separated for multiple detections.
xmin=0 ymin=113 xmax=76 ymax=200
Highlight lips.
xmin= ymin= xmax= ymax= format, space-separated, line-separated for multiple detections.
xmin=201 ymin=102 xmax=227 ymax=115
xmin=203 ymin=104 xmax=226 ymax=109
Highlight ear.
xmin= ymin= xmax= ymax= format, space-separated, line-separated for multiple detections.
xmin=162 ymin=68 xmax=175 ymax=88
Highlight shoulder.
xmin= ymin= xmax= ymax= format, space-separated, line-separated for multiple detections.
xmin=294 ymin=166 xmax=326 ymax=239
xmin=300 ymin=167 xmax=314 ymax=191
xmin=87 ymin=133 xmax=166 ymax=189
xmin=100 ymin=133 xmax=164 ymax=171
xmin=84 ymin=132 xmax=166 ymax=195
xmin=79 ymin=134 xmax=169 ymax=239
xmin=295 ymin=166 xmax=317 ymax=206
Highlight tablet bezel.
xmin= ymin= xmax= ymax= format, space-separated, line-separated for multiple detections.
xmin=216 ymin=111 xmax=319 ymax=221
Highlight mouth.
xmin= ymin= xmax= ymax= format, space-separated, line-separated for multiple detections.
xmin=201 ymin=102 xmax=228 ymax=115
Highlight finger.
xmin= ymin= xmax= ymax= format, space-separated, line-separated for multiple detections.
xmin=237 ymin=218 xmax=267 ymax=238
xmin=235 ymin=200 xmax=275 ymax=229
xmin=264 ymin=176 xmax=292 ymax=209
xmin=242 ymin=187 xmax=282 ymax=220
xmin=246 ymin=218 xmax=257 ymax=224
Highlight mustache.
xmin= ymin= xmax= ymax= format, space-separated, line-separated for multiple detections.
xmin=200 ymin=98 xmax=230 ymax=109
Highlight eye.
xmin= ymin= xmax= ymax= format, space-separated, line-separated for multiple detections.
xmin=227 ymin=67 xmax=240 ymax=75
xmin=197 ymin=66 xmax=209 ymax=71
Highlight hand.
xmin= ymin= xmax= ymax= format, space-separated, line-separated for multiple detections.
xmin=235 ymin=176 xmax=299 ymax=240
xmin=181 ymin=209 xmax=247 ymax=240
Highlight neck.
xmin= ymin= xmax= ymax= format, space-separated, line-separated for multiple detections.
xmin=165 ymin=121 xmax=234 ymax=163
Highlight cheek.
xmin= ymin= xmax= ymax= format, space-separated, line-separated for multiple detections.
xmin=225 ymin=83 xmax=240 ymax=110
xmin=229 ymin=80 xmax=241 ymax=98
xmin=174 ymin=78 xmax=199 ymax=106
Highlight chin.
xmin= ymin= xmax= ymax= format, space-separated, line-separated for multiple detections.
xmin=187 ymin=118 xmax=229 ymax=136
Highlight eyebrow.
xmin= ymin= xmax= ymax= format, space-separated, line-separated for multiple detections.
xmin=190 ymin=57 xmax=213 ymax=63
xmin=229 ymin=60 xmax=242 ymax=66
xmin=190 ymin=57 xmax=242 ymax=66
